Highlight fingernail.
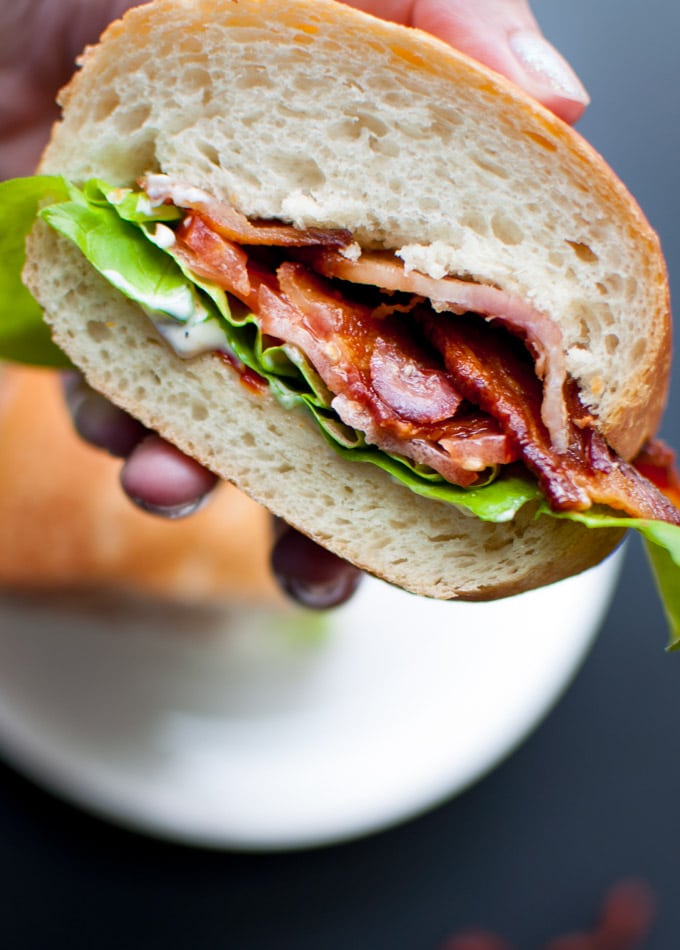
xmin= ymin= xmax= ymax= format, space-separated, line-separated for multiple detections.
xmin=73 ymin=392 xmax=148 ymax=457
xmin=270 ymin=527 xmax=363 ymax=609
xmin=125 ymin=494 xmax=212 ymax=520
xmin=508 ymin=30 xmax=590 ymax=106
xmin=276 ymin=573 xmax=362 ymax=611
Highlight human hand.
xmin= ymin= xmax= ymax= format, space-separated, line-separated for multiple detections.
xmin=4 ymin=0 xmax=589 ymax=609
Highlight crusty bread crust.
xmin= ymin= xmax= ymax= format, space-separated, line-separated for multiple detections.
xmin=25 ymin=0 xmax=660 ymax=598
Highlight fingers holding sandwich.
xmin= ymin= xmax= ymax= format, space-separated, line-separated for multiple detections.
xmin=341 ymin=0 xmax=590 ymax=123
xmin=120 ymin=438 xmax=219 ymax=519
xmin=63 ymin=371 xmax=217 ymax=511
xmin=62 ymin=370 xmax=148 ymax=458
xmin=271 ymin=523 xmax=364 ymax=609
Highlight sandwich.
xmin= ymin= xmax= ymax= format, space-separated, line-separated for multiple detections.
xmin=2 ymin=0 xmax=680 ymax=638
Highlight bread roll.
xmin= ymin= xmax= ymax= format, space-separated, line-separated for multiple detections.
xmin=25 ymin=0 xmax=669 ymax=599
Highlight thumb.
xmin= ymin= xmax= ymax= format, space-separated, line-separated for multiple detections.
xmin=343 ymin=0 xmax=590 ymax=125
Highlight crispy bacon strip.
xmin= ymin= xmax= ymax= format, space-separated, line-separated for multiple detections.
xmin=419 ymin=311 xmax=588 ymax=509
xmin=174 ymin=208 xmax=680 ymax=523
xmin=174 ymin=215 xmax=252 ymax=298
xmin=420 ymin=312 xmax=680 ymax=523
xmin=275 ymin=263 xmax=463 ymax=423
xmin=633 ymin=440 xmax=680 ymax=510
xmin=175 ymin=221 xmax=515 ymax=483
xmin=332 ymin=394 xmax=514 ymax=484
xmin=368 ymin=336 xmax=461 ymax=425
xmin=306 ymin=248 xmax=569 ymax=452
xmin=276 ymin=264 xmax=513 ymax=485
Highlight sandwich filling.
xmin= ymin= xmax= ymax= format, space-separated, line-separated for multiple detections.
xmin=140 ymin=175 xmax=679 ymax=526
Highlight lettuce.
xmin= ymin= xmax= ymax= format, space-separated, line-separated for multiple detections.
xmin=0 ymin=176 xmax=72 ymax=366
xmin=2 ymin=175 xmax=680 ymax=645
xmin=546 ymin=508 xmax=680 ymax=651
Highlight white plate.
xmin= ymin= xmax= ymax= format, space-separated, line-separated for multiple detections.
xmin=0 ymin=551 xmax=622 ymax=850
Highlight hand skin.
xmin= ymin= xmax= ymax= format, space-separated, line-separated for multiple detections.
xmin=2 ymin=0 xmax=589 ymax=608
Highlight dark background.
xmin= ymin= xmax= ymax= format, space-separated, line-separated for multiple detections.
xmin=2 ymin=1 xmax=680 ymax=947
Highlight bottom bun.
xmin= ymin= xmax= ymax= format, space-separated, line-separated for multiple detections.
xmin=0 ymin=361 xmax=281 ymax=606
xmin=25 ymin=226 xmax=625 ymax=600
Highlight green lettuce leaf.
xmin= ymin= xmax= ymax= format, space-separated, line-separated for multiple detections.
xmin=40 ymin=199 xmax=204 ymax=322
xmin=544 ymin=505 xmax=680 ymax=650
xmin=81 ymin=179 xmax=184 ymax=225
xmin=2 ymin=174 xmax=680 ymax=644
xmin=0 ymin=176 xmax=72 ymax=367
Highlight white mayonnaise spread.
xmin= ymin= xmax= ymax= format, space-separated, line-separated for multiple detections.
xmin=151 ymin=222 xmax=176 ymax=249
xmin=143 ymin=174 xmax=214 ymax=209
xmin=105 ymin=187 xmax=132 ymax=205
xmin=149 ymin=311 xmax=229 ymax=359
xmin=102 ymin=269 xmax=229 ymax=359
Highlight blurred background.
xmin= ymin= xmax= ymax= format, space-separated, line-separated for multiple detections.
xmin=1 ymin=0 xmax=680 ymax=947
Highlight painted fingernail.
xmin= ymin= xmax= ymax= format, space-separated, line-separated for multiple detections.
xmin=508 ymin=30 xmax=590 ymax=105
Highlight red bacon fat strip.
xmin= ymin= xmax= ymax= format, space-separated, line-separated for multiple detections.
xmin=173 ymin=206 xmax=680 ymax=525
xmin=275 ymin=263 xmax=515 ymax=484
xmin=633 ymin=439 xmax=680 ymax=510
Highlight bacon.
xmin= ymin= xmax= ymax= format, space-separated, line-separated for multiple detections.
xmin=142 ymin=175 xmax=352 ymax=248
xmin=276 ymin=263 xmax=462 ymax=421
xmin=368 ymin=337 xmax=461 ymax=425
xmin=633 ymin=439 xmax=680 ymax=510
xmin=306 ymin=248 xmax=569 ymax=452
xmin=420 ymin=312 xmax=589 ymax=510
xmin=438 ymin=422 xmax=517 ymax=471
xmin=581 ymin=430 xmax=680 ymax=524
xmin=172 ymin=206 xmax=680 ymax=524
xmin=175 ymin=215 xmax=251 ymax=298
xmin=174 ymin=222 xmax=514 ymax=481
xmin=421 ymin=312 xmax=680 ymax=523
xmin=331 ymin=395 xmax=512 ymax=486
